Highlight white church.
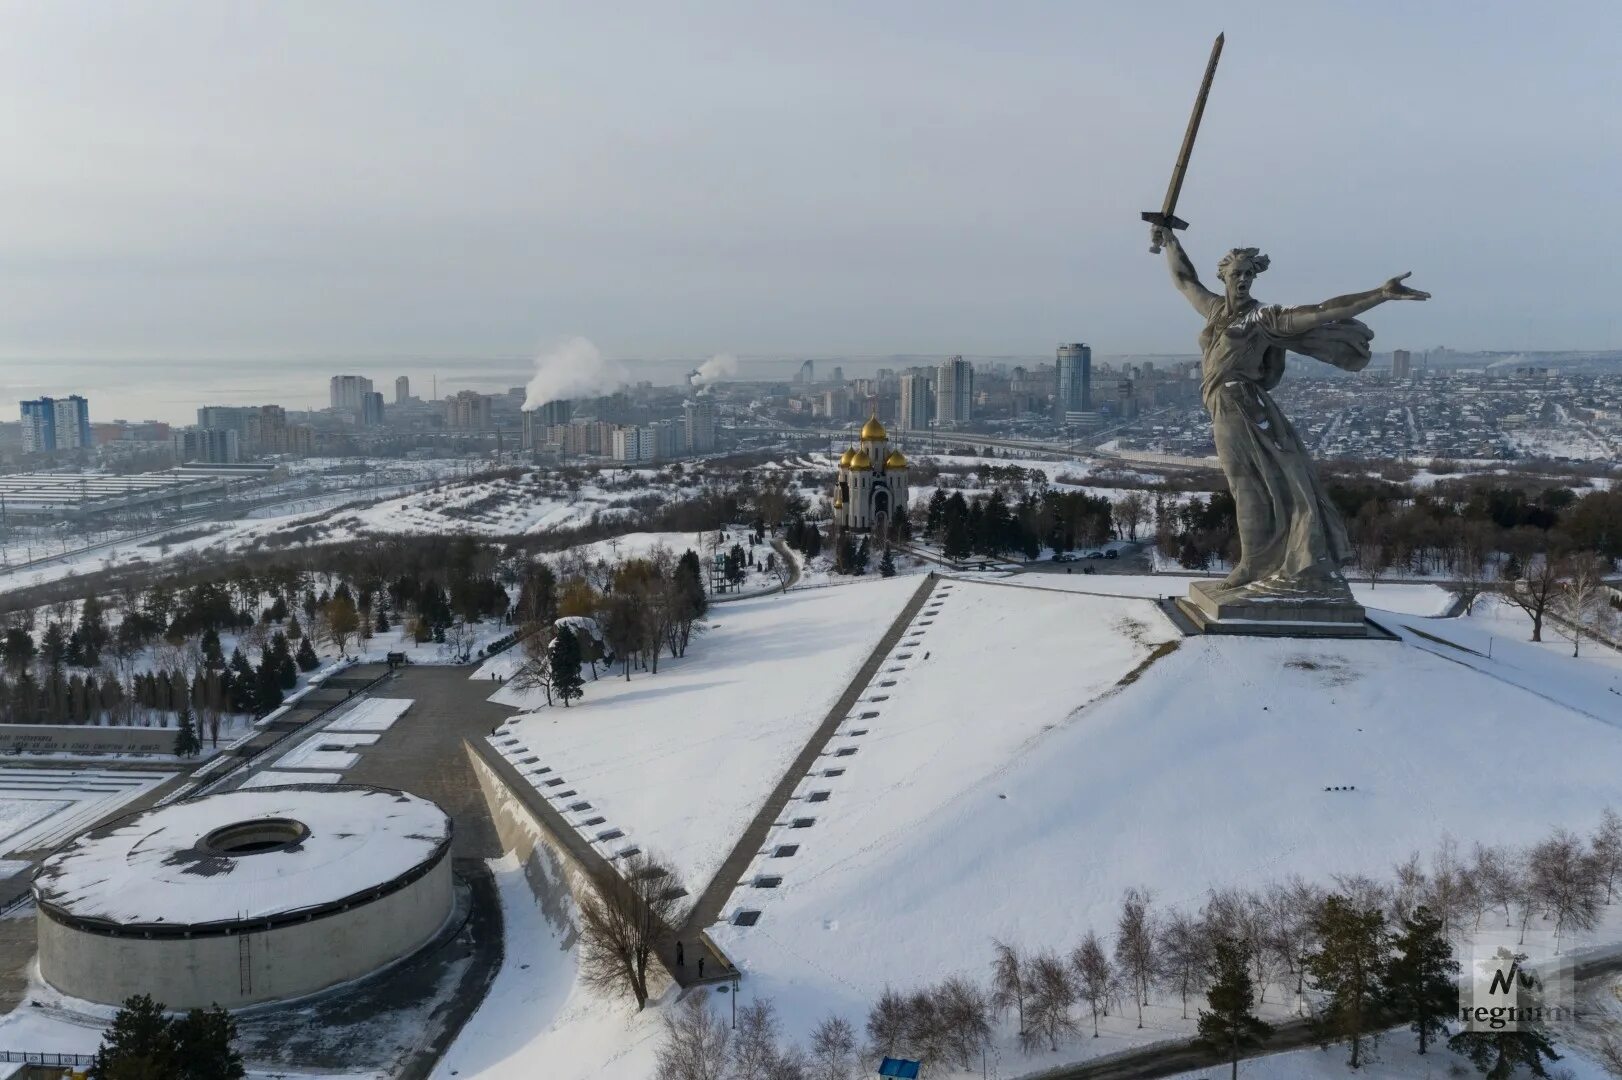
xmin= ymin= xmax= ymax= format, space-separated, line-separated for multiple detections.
xmin=833 ymin=414 xmax=909 ymax=535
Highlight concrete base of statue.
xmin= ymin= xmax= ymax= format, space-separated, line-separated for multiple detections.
xmin=1176 ymin=578 xmax=1378 ymax=639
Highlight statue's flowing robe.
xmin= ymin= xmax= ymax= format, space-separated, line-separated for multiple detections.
xmin=1197 ymin=301 xmax=1373 ymax=590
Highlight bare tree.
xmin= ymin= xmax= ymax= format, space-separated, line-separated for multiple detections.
xmin=808 ymin=1015 xmax=858 ymax=1080
xmin=1592 ymin=808 xmax=1622 ymax=904
xmin=864 ymin=987 xmax=908 ymax=1061
xmin=1262 ymin=876 xmax=1323 ymax=1015
xmin=1026 ymin=950 xmax=1079 ymax=1052
xmin=930 ymin=977 xmax=992 ymax=1069
xmin=1471 ymin=843 xmax=1521 ymax=930
xmin=1424 ymin=836 xmax=1477 ymax=940
xmin=1157 ymin=909 xmax=1210 ymax=1020
xmin=1554 ymin=551 xmax=1610 ymax=657
xmin=1390 ymin=851 xmax=1427 ymax=924
xmin=576 ymin=851 xmax=687 ymax=1010
xmin=1528 ymin=829 xmax=1606 ymax=952
xmin=656 ymin=993 xmax=730 ymax=1080
xmin=1114 ymin=491 xmax=1148 ymax=541
xmin=1494 ymin=541 xmax=1564 ymax=643
xmin=1114 ymin=887 xmax=1158 ymax=1028
xmin=510 ymin=622 xmax=556 ymax=706
xmin=731 ymin=997 xmax=784 ymax=1078
xmin=989 ymin=939 xmax=1028 ymax=1037
xmin=1070 ymin=931 xmax=1115 ymax=1039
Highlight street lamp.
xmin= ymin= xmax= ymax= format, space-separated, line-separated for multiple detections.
xmin=715 ymin=973 xmax=741 ymax=1028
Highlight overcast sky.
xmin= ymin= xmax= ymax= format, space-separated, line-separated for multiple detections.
xmin=0 ymin=1 xmax=1617 ymax=366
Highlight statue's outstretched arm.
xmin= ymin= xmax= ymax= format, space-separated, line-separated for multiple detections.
xmin=1277 ymin=273 xmax=1430 ymax=333
xmin=1152 ymin=226 xmax=1219 ymax=317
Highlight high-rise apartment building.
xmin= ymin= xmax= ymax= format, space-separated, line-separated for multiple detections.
xmin=796 ymin=359 xmax=815 ymax=385
xmin=395 ymin=376 xmax=411 ymax=403
xmin=1055 ymin=343 xmax=1093 ymax=420
xmin=899 ymin=374 xmax=932 ymax=431
xmin=1392 ymin=349 xmax=1412 ymax=381
xmin=172 ymin=427 xmax=240 ymax=464
xmin=612 ymin=426 xmax=655 ymax=463
xmin=683 ymin=397 xmax=716 ymax=454
xmin=445 ymin=390 xmax=492 ymax=430
xmin=329 ymin=375 xmax=373 ymax=412
xmin=935 ymin=356 xmax=974 ymax=425
xmin=360 ymin=391 xmax=385 ymax=427
xmin=19 ymin=395 xmax=91 ymax=452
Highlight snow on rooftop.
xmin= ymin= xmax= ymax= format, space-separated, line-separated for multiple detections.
xmin=491 ymin=575 xmax=920 ymax=893
xmin=708 ymin=580 xmax=1622 ymax=1047
xmin=35 ymin=785 xmax=449 ymax=929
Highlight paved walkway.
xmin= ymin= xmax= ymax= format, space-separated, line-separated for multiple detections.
xmin=341 ymin=664 xmax=519 ymax=859
xmin=671 ymin=572 xmax=940 ymax=980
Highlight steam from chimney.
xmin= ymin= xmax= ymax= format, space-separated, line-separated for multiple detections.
xmin=523 ymin=337 xmax=629 ymax=410
xmin=688 ymin=352 xmax=739 ymax=393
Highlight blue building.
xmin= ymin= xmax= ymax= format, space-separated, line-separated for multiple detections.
xmin=20 ymin=395 xmax=91 ymax=452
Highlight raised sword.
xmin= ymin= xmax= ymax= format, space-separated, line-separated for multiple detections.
xmin=1142 ymin=32 xmax=1224 ymax=253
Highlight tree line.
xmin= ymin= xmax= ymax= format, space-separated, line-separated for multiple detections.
xmin=651 ymin=811 xmax=1622 ymax=1079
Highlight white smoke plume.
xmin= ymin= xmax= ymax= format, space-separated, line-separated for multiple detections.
xmin=523 ymin=336 xmax=629 ymax=410
xmin=688 ymin=352 xmax=739 ymax=392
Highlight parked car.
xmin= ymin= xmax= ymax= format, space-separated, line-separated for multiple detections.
xmin=1104 ymin=550 xmax=1119 ymax=560
xmin=1085 ymin=550 xmax=1105 ymax=559
xmin=1052 ymin=552 xmax=1077 ymax=562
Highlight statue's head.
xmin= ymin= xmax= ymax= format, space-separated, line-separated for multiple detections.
xmin=1216 ymin=247 xmax=1269 ymax=304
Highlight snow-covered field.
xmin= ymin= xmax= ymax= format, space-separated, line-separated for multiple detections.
xmin=487 ymin=575 xmax=920 ymax=894
xmin=693 ymin=579 xmax=1622 ymax=1071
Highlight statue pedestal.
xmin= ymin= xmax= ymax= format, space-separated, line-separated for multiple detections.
xmin=1177 ymin=580 xmax=1372 ymax=639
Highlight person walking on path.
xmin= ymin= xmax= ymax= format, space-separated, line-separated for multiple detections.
xmin=676 ymin=941 xmax=685 ymax=969
xmin=697 ymin=956 xmax=705 ymax=979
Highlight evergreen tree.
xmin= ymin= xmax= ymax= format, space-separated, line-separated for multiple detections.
xmin=285 ymin=613 xmax=304 ymax=641
xmin=173 ymin=705 xmax=201 ymax=758
xmin=40 ymin=622 xmax=67 ymax=669
xmin=1195 ymin=937 xmax=1273 ymax=1080
xmin=2 ymin=627 xmax=36 ymax=675
xmin=942 ymin=512 xmax=972 ymax=561
xmin=200 ymin=628 xmax=225 ymax=670
xmin=376 ymin=606 xmax=390 ymax=633
xmin=854 ymin=536 xmax=870 ymax=574
xmin=550 ymin=627 xmax=585 ymax=707
xmin=254 ymin=661 xmax=284 ymax=714
xmin=88 ymin=994 xmax=177 ymax=1080
xmin=1447 ymin=949 xmax=1561 ymax=1080
xmin=171 ymin=1005 xmax=246 ymax=1080
xmin=1306 ymin=895 xmax=1390 ymax=1069
xmin=879 ymin=545 xmax=897 ymax=577
xmin=1386 ymin=905 xmax=1458 ymax=1055
xmin=78 ymin=594 xmax=109 ymax=665
xmin=295 ymin=636 xmax=320 ymax=672
xmin=925 ymin=489 xmax=948 ymax=537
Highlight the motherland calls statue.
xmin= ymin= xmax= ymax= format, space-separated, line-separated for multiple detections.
xmin=1141 ymin=34 xmax=1429 ymax=624
xmin=1153 ymin=226 xmax=1429 ymax=603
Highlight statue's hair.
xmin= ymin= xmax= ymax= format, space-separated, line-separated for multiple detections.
xmin=1216 ymin=247 xmax=1270 ymax=283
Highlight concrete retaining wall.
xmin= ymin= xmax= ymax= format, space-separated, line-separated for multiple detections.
xmin=0 ymin=725 xmax=180 ymax=756
xmin=464 ymin=743 xmax=676 ymax=994
xmin=37 ymin=855 xmax=453 ymax=1010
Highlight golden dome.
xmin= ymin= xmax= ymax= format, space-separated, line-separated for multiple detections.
xmin=850 ymin=448 xmax=872 ymax=469
xmin=860 ymin=415 xmax=888 ymax=441
xmin=885 ymin=449 xmax=908 ymax=469
xmin=838 ymin=447 xmax=855 ymax=468
xmin=833 ymin=497 xmax=843 ymax=509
